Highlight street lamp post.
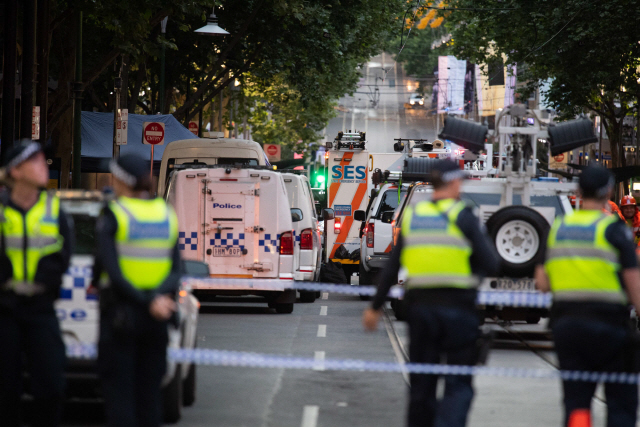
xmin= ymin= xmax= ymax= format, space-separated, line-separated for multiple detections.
xmin=159 ymin=17 xmax=168 ymax=114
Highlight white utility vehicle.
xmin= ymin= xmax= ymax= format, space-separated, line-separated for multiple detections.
xmin=55 ymin=190 xmax=201 ymax=423
xmin=354 ymin=182 xmax=408 ymax=288
xmin=158 ymin=137 xmax=269 ymax=196
xmin=166 ymin=165 xmax=297 ymax=313
xmin=282 ymin=173 xmax=322 ymax=302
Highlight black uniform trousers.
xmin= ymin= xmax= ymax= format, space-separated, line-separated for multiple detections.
xmin=406 ymin=302 xmax=479 ymax=427
xmin=552 ymin=314 xmax=637 ymax=427
xmin=0 ymin=298 xmax=66 ymax=427
xmin=98 ymin=304 xmax=168 ymax=427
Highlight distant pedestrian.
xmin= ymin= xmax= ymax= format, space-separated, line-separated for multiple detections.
xmin=0 ymin=141 xmax=73 ymax=427
xmin=536 ymin=166 xmax=640 ymax=427
xmin=619 ymin=195 xmax=640 ymax=244
xmin=95 ymin=154 xmax=181 ymax=427
xmin=363 ymin=159 xmax=500 ymax=427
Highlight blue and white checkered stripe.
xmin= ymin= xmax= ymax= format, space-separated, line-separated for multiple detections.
xmin=60 ymin=266 xmax=96 ymax=301
xmin=179 ymin=231 xmax=199 ymax=251
xmin=258 ymin=233 xmax=279 ymax=253
xmin=211 ymin=232 xmax=245 ymax=250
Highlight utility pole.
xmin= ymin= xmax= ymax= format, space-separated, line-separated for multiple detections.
xmin=159 ymin=17 xmax=168 ymax=114
xmin=2 ymin=0 xmax=19 ymax=161
xmin=36 ymin=0 xmax=51 ymax=145
xmin=72 ymin=10 xmax=83 ymax=188
xmin=20 ymin=0 xmax=37 ymax=140
xmin=113 ymin=56 xmax=123 ymax=160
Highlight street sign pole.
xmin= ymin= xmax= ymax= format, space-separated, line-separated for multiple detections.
xmin=150 ymin=144 xmax=154 ymax=182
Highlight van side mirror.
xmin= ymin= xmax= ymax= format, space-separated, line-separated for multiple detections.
xmin=322 ymin=208 xmax=335 ymax=220
xmin=381 ymin=210 xmax=395 ymax=224
xmin=291 ymin=208 xmax=303 ymax=222
xmin=353 ymin=210 xmax=366 ymax=222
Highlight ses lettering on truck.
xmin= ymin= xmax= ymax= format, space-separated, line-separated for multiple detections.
xmin=331 ymin=165 xmax=367 ymax=183
xmin=213 ymin=203 xmax=242 ymax=209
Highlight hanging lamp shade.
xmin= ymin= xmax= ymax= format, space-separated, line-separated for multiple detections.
xmin=195 ymin=9 xmax=229 ymax=35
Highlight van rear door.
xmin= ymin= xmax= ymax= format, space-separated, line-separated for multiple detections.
xmin=204 ymin=181 xmax=257 ymax=277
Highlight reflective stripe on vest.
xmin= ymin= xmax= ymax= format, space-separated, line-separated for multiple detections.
xmin=400 ymin=199 xmax=475 ymax=289
xmin=110 ymin=197 xmax=178 ymax=290
xmin=0 ymin=192 xmax=63 ymax=283
xmin=545 ymin=210 xmax=625 ymax=304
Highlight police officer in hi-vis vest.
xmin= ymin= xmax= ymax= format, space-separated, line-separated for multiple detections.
xmin=94 ymin=153 xmax=181 ymax=427
xmin=0 ymin=141 xmax=73 ymax=427
xmin=535 ymin=165 xmax=640 ymax=427
xmin=363 ymin=159 xmax=500 ymax=427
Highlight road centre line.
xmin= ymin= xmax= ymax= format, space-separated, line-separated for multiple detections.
xmin=317 ymin=325 xmax=327 ymax=338
xmin=300 ymin=405 xmax=319 ymax=427
xmin=313 ymin=351 xmax=326 ymax=371
xmin=320 ymin=306 xmax=327 ymax=316
xmin=321 ymin=292 xmax=328 ymax=300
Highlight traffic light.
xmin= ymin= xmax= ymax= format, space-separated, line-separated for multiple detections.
xmin=313 ymin=168 xmax=326 ymax=189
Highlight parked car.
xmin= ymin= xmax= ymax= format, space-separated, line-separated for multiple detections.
xmin=282 ymin=173 xmax=322 ymax=302
xmin=409 ymin=93 xmax=425 ymax=107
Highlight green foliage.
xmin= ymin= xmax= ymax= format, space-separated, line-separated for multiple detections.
xmin=391 ymin=26 xmax=445 ymax=78
xmin=444 ymin=0 xmax=640 ymax=166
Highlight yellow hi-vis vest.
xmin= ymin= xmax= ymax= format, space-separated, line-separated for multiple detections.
xmin=545 ymin=210 xmax=625 ymax=304
xmin=400 ymin=198 xmax=475 ymax=289
xmin=110 ymin=197 xmax=178 ymax=290
xmin=0 ymin=192 xmax=63 ymax=283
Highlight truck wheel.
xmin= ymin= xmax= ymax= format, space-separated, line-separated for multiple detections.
xmin=358 ymin=263 xmax=373 ymax=301
xmin=300 ymin=291 xmax=316 ymax=303
xmin=485 ymin=206 xmax=549 ymax=278
xmin=275 ymin=303 xmax=294 ymax=314
xmin=526 ymin=315 xmax=541 ymax=325
xmin=163 ymin=364 xmax=182 ymax=424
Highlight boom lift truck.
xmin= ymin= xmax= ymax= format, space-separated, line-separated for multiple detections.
xmin=389 ymin=105 xmax=595 ymax=322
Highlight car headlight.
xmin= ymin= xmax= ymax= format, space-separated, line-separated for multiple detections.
xmin=419 ymin=100 xmax=424 ymax=105
xmin=410 ymin=101 xmax=415 ymax=105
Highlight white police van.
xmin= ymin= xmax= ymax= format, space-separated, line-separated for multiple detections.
xmin=55 ymin=190 xmax=200 ymax=423
xmin=282 ymin=173 xmax=322 ymax=302
xmin=166 ymin=165 xmax=298 ymax=313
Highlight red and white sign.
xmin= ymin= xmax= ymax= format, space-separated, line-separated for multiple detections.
xmin=32 ymin=106 xmax=40 ymax=140
xmin=142 ymin=122 xmax=165 ymax=145
xmin=116 ymin=109 xmax=129 ymax=145
xmin=264 ymin=144 xmax=281 ymax=162
xmin=550 ymin=152 xmax=568 ymax=170
xmin=554 ymin=153 xmax=564 ymax=162
xmin=188 ymin=121 xmax=198 ymax=136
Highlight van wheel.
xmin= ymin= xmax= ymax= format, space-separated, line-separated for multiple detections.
xmin=163 ymin=364 xmax=182 ymax=424
xmin=358 ymin=263 xmax=373 ymax=301
xmin=485 ymin=206 xmax=549 ymax=278
xmin=300 ymin=291 xmax=316 ymax=303
xmin=526 ymin=315 xmax=541 ymax=325
xmin=315 ymin=291 xmax=321 ymax=298
xmin=275 ymin=303 xmax=294 ymax=314
xmin=390 ymin=299 xmax=407 ymax=321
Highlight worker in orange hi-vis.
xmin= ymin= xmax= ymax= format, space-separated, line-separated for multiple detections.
xmin=620 ymin=196 xmax=640 ymax=244
xmin=604 ymin=200 xmax=624 ymax=220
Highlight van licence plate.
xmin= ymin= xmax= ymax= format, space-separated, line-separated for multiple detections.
xmin=494 ymin=278 xmax=536 ymax=291
xmin=213 ymin=247 xmax=242 ymax=257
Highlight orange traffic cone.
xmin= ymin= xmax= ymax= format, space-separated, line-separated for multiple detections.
xmin=568 ymin=409 xmax=591 ymax=427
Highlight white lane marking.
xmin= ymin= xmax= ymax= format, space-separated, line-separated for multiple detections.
xmin=321 ymin=292 xmax=328 ymax=300
xmin=317 ymin=324 xmax=327 ymax=338
xmin=320 ymin=306 xmax=328 ymax=316
xmin=313 ymin=351 xmax=326 ymax=371
xmin=301 ymin=405 xmax=319 ymax=427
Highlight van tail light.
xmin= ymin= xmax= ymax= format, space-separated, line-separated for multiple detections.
xmin=300 ymin=228 xmax=313 ymax=250
xmin=280 ymin=231 xmax=294 ymax=255
xmin=366 ymin=222 xmax=374 ymax=248
xmin=334 ymin=217 xmax=342 ymax=234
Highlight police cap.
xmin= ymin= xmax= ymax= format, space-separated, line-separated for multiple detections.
xmin=430 ymin=159 xmax=466 ymax=187
xmin=579 ymin=165 xmax=614 ymax=199
xmin=110 ymin=153 xmax=149 ymax=188
xmin=4 ymin=140 xmax=43 ymax=171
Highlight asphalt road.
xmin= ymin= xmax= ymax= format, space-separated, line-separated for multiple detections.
xmin=324 ymin=52 xmax=438 ymax=153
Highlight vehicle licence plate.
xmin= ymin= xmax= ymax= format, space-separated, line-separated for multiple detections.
xmin=493 ymin=278 xmax=536 ymax=291
xmin=212 ymin=247 xmax=242 ymax=257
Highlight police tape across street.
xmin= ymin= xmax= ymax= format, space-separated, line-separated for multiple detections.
xmin=64 ymin=343 xmax=640 ymax=385
xmin=181 ymin=277 xmax=553 ymax=309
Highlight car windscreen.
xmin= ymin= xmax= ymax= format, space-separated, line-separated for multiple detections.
xmin=72 ymin=214 xmax=97 ymax=255
xmin=217 ymin=157 xmax=259 ymax=166
xmin=461 ymin=193 xmax=563 ymax=216
xmin=374 ymin=189 xmax=407 ymax=218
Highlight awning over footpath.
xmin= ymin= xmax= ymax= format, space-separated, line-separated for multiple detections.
xmin=81 ymin=111 xmax=197 ymax=160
